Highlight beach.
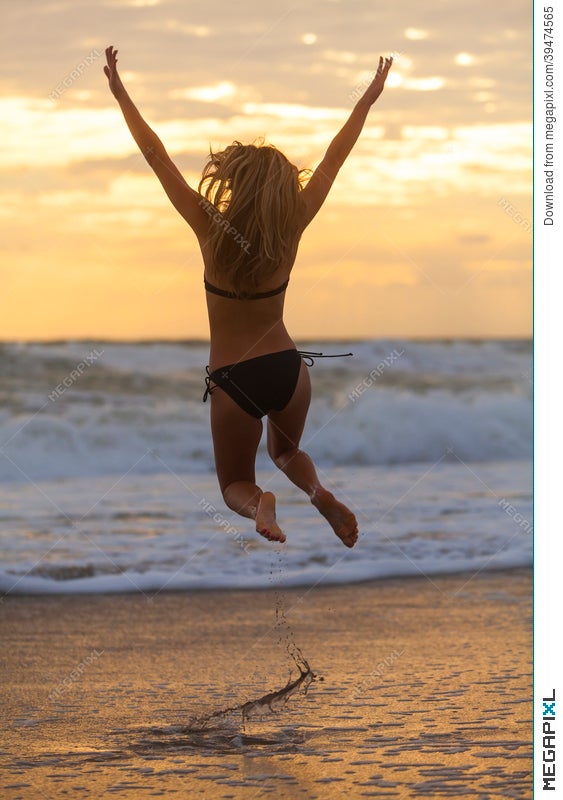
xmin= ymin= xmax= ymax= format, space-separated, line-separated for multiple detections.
xmin=1 ymin=339 xmax=532 ymax=796
xmin=1 ymin=568 xmax=531 ymax=799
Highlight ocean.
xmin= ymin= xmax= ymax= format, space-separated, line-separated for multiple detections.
xmin=0 ymin=338 xmax=532 ymax=594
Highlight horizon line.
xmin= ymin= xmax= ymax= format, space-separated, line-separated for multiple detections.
xmin=0 ymin=334 xmax=533 ymax=345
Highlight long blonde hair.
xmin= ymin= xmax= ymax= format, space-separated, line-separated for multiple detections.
xmin=198 ymin=140 xmax=310 ymax=296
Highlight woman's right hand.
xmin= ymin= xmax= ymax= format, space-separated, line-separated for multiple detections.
xmin=361 ymin=56 xmax=393 ymax=105
xmin=104 ymin=45 xmax=125 ymax=98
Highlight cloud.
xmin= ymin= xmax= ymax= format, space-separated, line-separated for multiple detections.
xmin=457 ymin=233 xmax=492 ymax=245
xmin=404 ymin=28 xmax=429 ymax=41
xmin=0 ymin=0 xmax=532 ymax=339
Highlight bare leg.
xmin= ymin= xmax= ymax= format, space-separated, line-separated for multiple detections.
xmin=255 ymin=491 xmax=285 ymax=543
xmin=210 ymin=389 xmax=285 ymax=543
xmin=267 ymin=363 xmax=359 ymax=548
xmin=309 ymin=486 xmax=358 ymax=548
xmin=223 ymin=481 xmax=285 ymax=543
xmin=272 ymin=448 xmax=358 ymax=547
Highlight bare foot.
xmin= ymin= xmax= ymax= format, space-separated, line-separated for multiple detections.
xmin=311 ymin=487 xmax=358 ymax=547
xmin=255 ymin=491 xmax=286 ymax=543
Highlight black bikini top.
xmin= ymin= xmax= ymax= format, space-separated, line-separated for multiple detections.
xmin=204 ymin=276 xmax=289 ymax=300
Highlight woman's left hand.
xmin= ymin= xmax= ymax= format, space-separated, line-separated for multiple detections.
xmin=104 ymin=45 xmax=125 ymax=98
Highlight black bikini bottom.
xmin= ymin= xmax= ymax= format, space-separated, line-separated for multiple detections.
xmin=203 ymin=349 xmax=302 ymax=419
xmin=202 ymin=349 xmax=353 ymax=420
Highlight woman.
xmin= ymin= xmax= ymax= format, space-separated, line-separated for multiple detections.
xmin=104 ymin=46 xmax=393 ymax=547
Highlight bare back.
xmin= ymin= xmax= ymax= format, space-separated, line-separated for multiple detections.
xmin=198 ymin=222 xmax=301 ymax=369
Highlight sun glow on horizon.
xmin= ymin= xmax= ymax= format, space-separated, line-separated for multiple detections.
xmin=0 ymin=0 xmax=531 ymax=340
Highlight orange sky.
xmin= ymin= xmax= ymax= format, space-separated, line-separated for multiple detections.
xmin=0 ymin=0 xmax=531 ymax=340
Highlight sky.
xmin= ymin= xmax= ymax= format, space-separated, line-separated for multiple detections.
xmin=0 ymin=0 xmax=531 ymax=340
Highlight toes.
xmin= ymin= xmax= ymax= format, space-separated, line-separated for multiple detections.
xmin=258 ymin=526 xmax=286 ymax=543
xmin=340 ymin=524 xmax=358 ymax=548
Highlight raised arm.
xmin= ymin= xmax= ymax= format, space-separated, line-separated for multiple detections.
xmin=103 ymin=46 xmax=207 ymax=238
xmin=300 ymin=55 xmax=393 ymax=229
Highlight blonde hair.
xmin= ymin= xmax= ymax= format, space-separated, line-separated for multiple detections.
xmin=198 ymin=140 xmax=310 ymax=296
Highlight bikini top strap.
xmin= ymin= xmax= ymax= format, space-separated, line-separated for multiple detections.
xmin=204 ymin=277 xmax=289 ymax=300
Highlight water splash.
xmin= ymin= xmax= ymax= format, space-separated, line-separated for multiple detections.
xmin=122 ymin=548 xmax=318 ymax=755
xmin=186 ymin=656 xmax=315 ymax=730
xmin=179 ymin=547 xmax=318 ymax=732
xmin=271 ymin=546 xmax=315 ymax=678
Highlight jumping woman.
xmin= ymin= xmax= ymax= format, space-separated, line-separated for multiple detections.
xmin=104 ymin=46 xmax=393 ymax=547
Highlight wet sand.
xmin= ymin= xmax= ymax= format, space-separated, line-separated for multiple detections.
xmin=0 ymin=569 xmax=531 ymax=799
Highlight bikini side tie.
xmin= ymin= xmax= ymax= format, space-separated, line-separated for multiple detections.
xmin=297 ymin=350 xmax=353 ymax=367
